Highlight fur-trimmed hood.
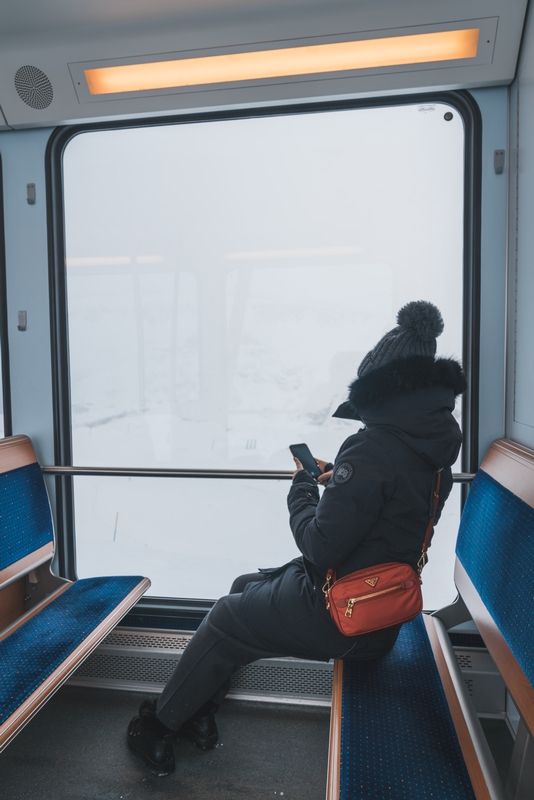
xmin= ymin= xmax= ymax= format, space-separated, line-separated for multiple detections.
xmin=332 ymin=356 xmax=466 ymax=469
xmin=333 ymin=356 xmax=466 ymax=419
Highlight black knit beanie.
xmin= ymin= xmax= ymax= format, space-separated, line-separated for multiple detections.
xmin=357 ymin=300 xmax=444 ymax=377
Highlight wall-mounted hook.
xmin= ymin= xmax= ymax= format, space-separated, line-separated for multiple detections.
xmin=494 ymin=150 xmax=505 ymax=175
xmin=26 ymin=183 xmax=36 ymax=204
xmin=17 ymin=311 xmax=27 ymax=331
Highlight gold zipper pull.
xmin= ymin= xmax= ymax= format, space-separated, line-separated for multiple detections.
xmin=345 ymin=598 xmax=356 ymax=618
xmin=322 ymin=579 xmax=331 ymax=610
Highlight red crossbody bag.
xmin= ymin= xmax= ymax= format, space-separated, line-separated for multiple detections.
xmin=322 ymin=470 xmax=442 ymax=636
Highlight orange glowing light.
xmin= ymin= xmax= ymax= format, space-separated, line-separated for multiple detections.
xmin=85 ymin=28 xmax=480 ymax=95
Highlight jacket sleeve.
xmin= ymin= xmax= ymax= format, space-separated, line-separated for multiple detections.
xmin=287 ymin=435 xmax=394 ymax=571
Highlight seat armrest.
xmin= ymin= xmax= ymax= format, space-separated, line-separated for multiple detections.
xmin=423 ymin=614 xmax=507 ymax=800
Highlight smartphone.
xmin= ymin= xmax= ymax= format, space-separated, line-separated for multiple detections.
xmin=289 ymin=443 xmax=322 ymax=479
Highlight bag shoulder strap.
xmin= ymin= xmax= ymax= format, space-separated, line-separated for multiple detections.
xmin=417 ymin=469 xmax=442 ymax=573
xmin=325 ymin=468 xmax=443 ymax=594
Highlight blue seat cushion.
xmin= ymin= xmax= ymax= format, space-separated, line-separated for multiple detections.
xmin=456 ymin=469 xmax=534 ymax=689
xmin=340 ymin=615 xmax=475 ymax=800
xmin=0 ymin=462 xmax=54 ymax=571
xmin=0 ymin=575 xmax=144 ymax=725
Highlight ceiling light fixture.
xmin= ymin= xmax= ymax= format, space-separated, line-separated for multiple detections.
xmin=85 ymin=28 xmax=480 ymax=96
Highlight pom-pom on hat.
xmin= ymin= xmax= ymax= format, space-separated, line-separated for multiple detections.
xmin=357 ymin=300 xmax=444 ymax=378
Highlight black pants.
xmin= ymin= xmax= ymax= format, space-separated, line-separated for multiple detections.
xmin=156 ymin=573 xmax=280 ymax=729
xmin=156 ymin=572 xmax=399 ymax=730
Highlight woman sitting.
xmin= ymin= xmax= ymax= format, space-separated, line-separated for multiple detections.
xmin=127 ymin=299 xmax=466 ymax=776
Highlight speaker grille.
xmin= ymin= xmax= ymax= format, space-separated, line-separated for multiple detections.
xmin=14 ymin=66 xmax=53 ymax=109
xmin=232 ymin=662 xmax=333 ymax=697
xmin=104 ymin=630 xmax=191 ymax=650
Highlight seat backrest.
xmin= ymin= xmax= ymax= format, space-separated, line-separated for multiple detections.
xmin=0 ymin=436 xmax=54 ymax=589
xmin=455 ymin=438 xmax=534 ymax=733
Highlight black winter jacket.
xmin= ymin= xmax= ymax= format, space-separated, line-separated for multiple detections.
xmin=289 ymin=356 xmax=465 ymax=584
xmin=238 ymin=355 xmax=466 ymax=660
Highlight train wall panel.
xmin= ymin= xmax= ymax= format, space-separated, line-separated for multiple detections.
xmin=0 ymin=128 xmax=55 ymax=463
xmin=507 ymin=0 xmax=534 ymax=448
xmin=470 ymin=86 xmax=507 ymax=461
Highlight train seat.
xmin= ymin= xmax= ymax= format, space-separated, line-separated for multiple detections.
xmin=327 ymin=438 xmax=534 ymax=800
xmin=331 ymin=615 xmax=476 ymax=799
xmin=0 ymin=435 xmax=150 ymax=752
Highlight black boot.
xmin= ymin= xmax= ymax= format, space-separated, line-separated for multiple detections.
xmin=180 ymin=700 xmax=219 ymax=750
xmin=137 ymin=696 xmax=219 ymax=750
xmin=138 ymin=698 xmax=158 ymax=716
xmin=127 ymin=712 xmax=175 ymax=776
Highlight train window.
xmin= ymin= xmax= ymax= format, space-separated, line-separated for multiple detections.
xmin=61 ymin=102 xmax=465 ymax=606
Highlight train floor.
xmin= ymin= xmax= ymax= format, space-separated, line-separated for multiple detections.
xmin=0 ymin=685 xmax=515 ymax=799
xmin=0 ymin=686 xmax=331 ymax=800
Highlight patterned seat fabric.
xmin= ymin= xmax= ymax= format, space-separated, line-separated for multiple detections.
xmin=339 ymin=615 xmax=475 ymax=800
xmin=0 ymin=575 xmax=143 ymax=725
xmin=456 ymin=469 xmax=534 ymax=688
xmin=0 ymin=462 xmax=53 ymax=571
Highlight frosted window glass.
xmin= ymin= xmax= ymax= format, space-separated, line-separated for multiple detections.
xmin=422 ymin=484 xmax=462 ymax=610
xmin=74 ymin=476 xmax=459 ymax=608
xmin=74 ymin=477 xmax=297 ymax=599
xmin=64 ymin=102 xmax=465 ymax=605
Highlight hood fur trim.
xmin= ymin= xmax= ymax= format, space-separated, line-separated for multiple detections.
xmin=347 ymin=356 xmax=466 ymax=410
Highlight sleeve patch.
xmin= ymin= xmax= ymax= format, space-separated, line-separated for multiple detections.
xmin=333 ymin=462 xmax=354 ymax=485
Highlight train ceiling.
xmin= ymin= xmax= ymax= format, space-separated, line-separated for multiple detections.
xmin=0 ymin=0 xmax=529 ymax=129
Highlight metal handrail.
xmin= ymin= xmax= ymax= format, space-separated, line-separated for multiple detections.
xmin=452 ymin=473 xmax=476 ymax=483
xmin=41 ymin=465 xmax=476 ymax=483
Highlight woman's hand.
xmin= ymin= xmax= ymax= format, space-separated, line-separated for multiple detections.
xmin=292 ymin=456 xmax=304 ymax=478
xmin=316 ymin=459 xmax=333 ymax=486
xmin=292 ymin=456 xmax=333 ymax=485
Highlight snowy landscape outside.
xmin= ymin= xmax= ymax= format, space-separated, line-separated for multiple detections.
xmin=63 ymin=102 xmax=464 ymax=607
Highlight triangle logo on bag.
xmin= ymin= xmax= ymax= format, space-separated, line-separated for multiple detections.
xmin=365 ymin=577 xmax=379 ymax=587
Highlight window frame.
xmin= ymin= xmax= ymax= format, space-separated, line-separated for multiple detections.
xmin=0 ymin=156 xmax=13 ymax=438
xmin=45 ymin=90 xmax=482 ymax=615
